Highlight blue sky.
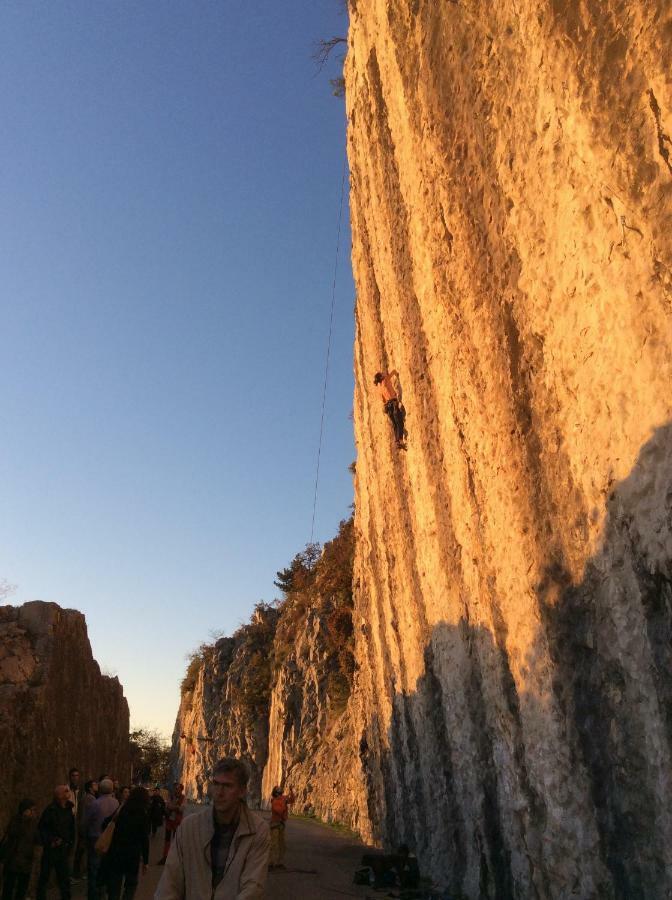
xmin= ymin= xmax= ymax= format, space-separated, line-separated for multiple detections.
xmin=0 ymin=0 xmax=354 ymax=741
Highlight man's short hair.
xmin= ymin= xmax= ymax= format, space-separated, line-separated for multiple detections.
xmin=212 ymin=757 xmax=249 ymax=787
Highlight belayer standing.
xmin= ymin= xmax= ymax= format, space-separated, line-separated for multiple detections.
xmin=268 ymin=786 xmax=294 ymax=870
xmin=374 ymin=371 xmax=406 ymax=449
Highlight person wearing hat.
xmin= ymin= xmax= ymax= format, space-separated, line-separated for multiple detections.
xmin=268 ymin=786 xmax=294 ymax=871
xmin=0 ymin=798 xmax=37 ymax=900
xmin=373 ymin=370 xmax=406 ymax=449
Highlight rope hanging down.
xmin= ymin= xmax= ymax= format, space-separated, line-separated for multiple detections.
xmin=310 ymin=154 xmax=348 ymax=545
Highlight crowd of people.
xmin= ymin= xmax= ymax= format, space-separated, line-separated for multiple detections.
xmin=0 ymin=768 xmax=186 ymax=900
xmin=1 ymin=760 xmax=297 ymax=900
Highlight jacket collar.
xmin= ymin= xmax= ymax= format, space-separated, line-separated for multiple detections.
xmin=199 ymin=802 xmax=256 ymax=848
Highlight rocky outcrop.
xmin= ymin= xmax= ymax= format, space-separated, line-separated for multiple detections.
xmin=172 ymin=605 xmax=278 ymax=807
xmin=261 ymin=593 xmax=360 ymax=829
xmin=346 ymin=0 xmax=672 ymax=897
xmin=0 ymin=602 xmax=130 ymax=830
xmin=172 ymin=521 xmax=363 ymax=826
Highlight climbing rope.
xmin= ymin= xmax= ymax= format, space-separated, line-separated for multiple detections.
xmin=310 ymin=152 xmax=348 ymax=545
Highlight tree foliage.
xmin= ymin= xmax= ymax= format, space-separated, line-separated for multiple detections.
xmin=129 ymin=727 xmax=171 ymax=784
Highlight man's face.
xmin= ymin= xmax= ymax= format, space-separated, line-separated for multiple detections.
xmin=210 ymin=772 xmax=246 ymax=817
xmin=70 ymin=771 xmax=80 ymax=788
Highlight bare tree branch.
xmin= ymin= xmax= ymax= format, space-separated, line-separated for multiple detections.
xmin=312 ymin=36 xmax=347 ymax=74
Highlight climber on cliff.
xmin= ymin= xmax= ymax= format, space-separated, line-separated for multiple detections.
xmin=374 ymin=370 xmax=406 ymax=449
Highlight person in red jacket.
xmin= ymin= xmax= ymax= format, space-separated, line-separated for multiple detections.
xmin=158 ymin=784 xmax=184 ymax=865
xmin=268 ymin=786 xmax=294 ymax=870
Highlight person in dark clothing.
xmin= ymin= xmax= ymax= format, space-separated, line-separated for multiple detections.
xmin=149 ymin=789 xmax=166 ymax=838
xmin=102 ymin=787 xmax=150 ymax=900
xmin=36 ymin=785 xmax=75 ymax=900
xmin=1 ymin=799 xmax=37 ymax=900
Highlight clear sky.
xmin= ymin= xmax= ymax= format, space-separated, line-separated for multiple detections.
xmin=0 ymin=0 xmax=354 ymax=741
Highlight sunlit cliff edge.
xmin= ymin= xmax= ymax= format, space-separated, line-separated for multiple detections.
xmin=347 ymin=0 xmax=672 ymax=896
xmin=173 ymin=1 xmax=672 ymax=895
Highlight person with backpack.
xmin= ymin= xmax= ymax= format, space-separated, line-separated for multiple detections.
xmin=0 ymin=799 xmax=38 ymax=900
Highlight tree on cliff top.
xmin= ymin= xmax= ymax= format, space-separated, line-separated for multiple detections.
xmin=274 ymin=542 xmax=321 ymax=595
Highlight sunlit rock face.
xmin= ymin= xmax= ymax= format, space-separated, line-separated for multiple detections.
xmin=171 ymin=612 xmax=276 ymax=808
xmin=346 ymin=0 xmax=672 ymax=896
xmin=0 ymin=602 xmax=130 ymax=830
xmin=261 ymin=600 xmax=362 ymax=829
xmin=172 ymin=535 xmax=364 ymax=826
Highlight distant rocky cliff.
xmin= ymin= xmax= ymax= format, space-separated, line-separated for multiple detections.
xmin=0 ymin=602 xmax=130 ymax=830
xmin=172 ymin=520 xmax=364 ymax=828
xmin=346 ymin=0 xmax=672 ymax=897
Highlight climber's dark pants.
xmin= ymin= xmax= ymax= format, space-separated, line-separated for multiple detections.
xmin=384 ymin=399 xmax=405 ymax=443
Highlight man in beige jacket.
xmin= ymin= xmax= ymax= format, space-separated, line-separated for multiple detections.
xmin=154 ymin=758 xmax=270 ymax=900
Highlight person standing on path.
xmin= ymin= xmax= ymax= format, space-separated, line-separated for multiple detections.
xmin=36 ymin=786 xmax=75 ymax=900
xmin=67 ymin=767 xmax=84 ymax=880
xmin=154 ymin=757 xmax=269 ymax=900
xmin=268 ymin=786 xmax=294 ymax=870
xmin=373 ymin=371 xmax=406 ymax=449
xmin=85 ymin=778 xmax=119 ymax=900
xmin=149 ymin=789 xmax=166 ymax=838
xmin=103 ymin=787 xmax=150 ymax=900
xmin=75 ymin=781 xmax=98 ymax=880
xmin=1 ymin=798 xmax=37 ymax=900
xmin=158 ymin=785 xmax=184 ymax=865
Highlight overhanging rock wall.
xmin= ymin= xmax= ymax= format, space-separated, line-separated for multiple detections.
xmin=346 ymin=1 xmax=672 ymax=896
xmin=0 ymin=602 xmax=130 ymax=830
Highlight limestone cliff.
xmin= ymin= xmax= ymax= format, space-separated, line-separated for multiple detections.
xmin=0 ymin=602 xmax=130 ymax=830
xmin=172 ymin=605 xmax=277 ymax=807
xmin=346 ymin=0 xmax=672 ymax=897
xmin=172 ymin=521 xmax=362 ymax=826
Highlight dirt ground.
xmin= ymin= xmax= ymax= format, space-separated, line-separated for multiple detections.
xmin=44 ymin=807 xmax=375 ymax=899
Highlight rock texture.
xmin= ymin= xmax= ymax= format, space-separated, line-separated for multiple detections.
xmin=172 ymin=606 xmax=278 ymax=807
xmin=172 ymin=522 xmax=363 ymax=827
xmin=261 ymin=595 xmax=360 ymax=829
xmin=0 ymin=602 xmax=130 ymax=831
xmin=346 ymin=0 xmax=672 ymax=897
